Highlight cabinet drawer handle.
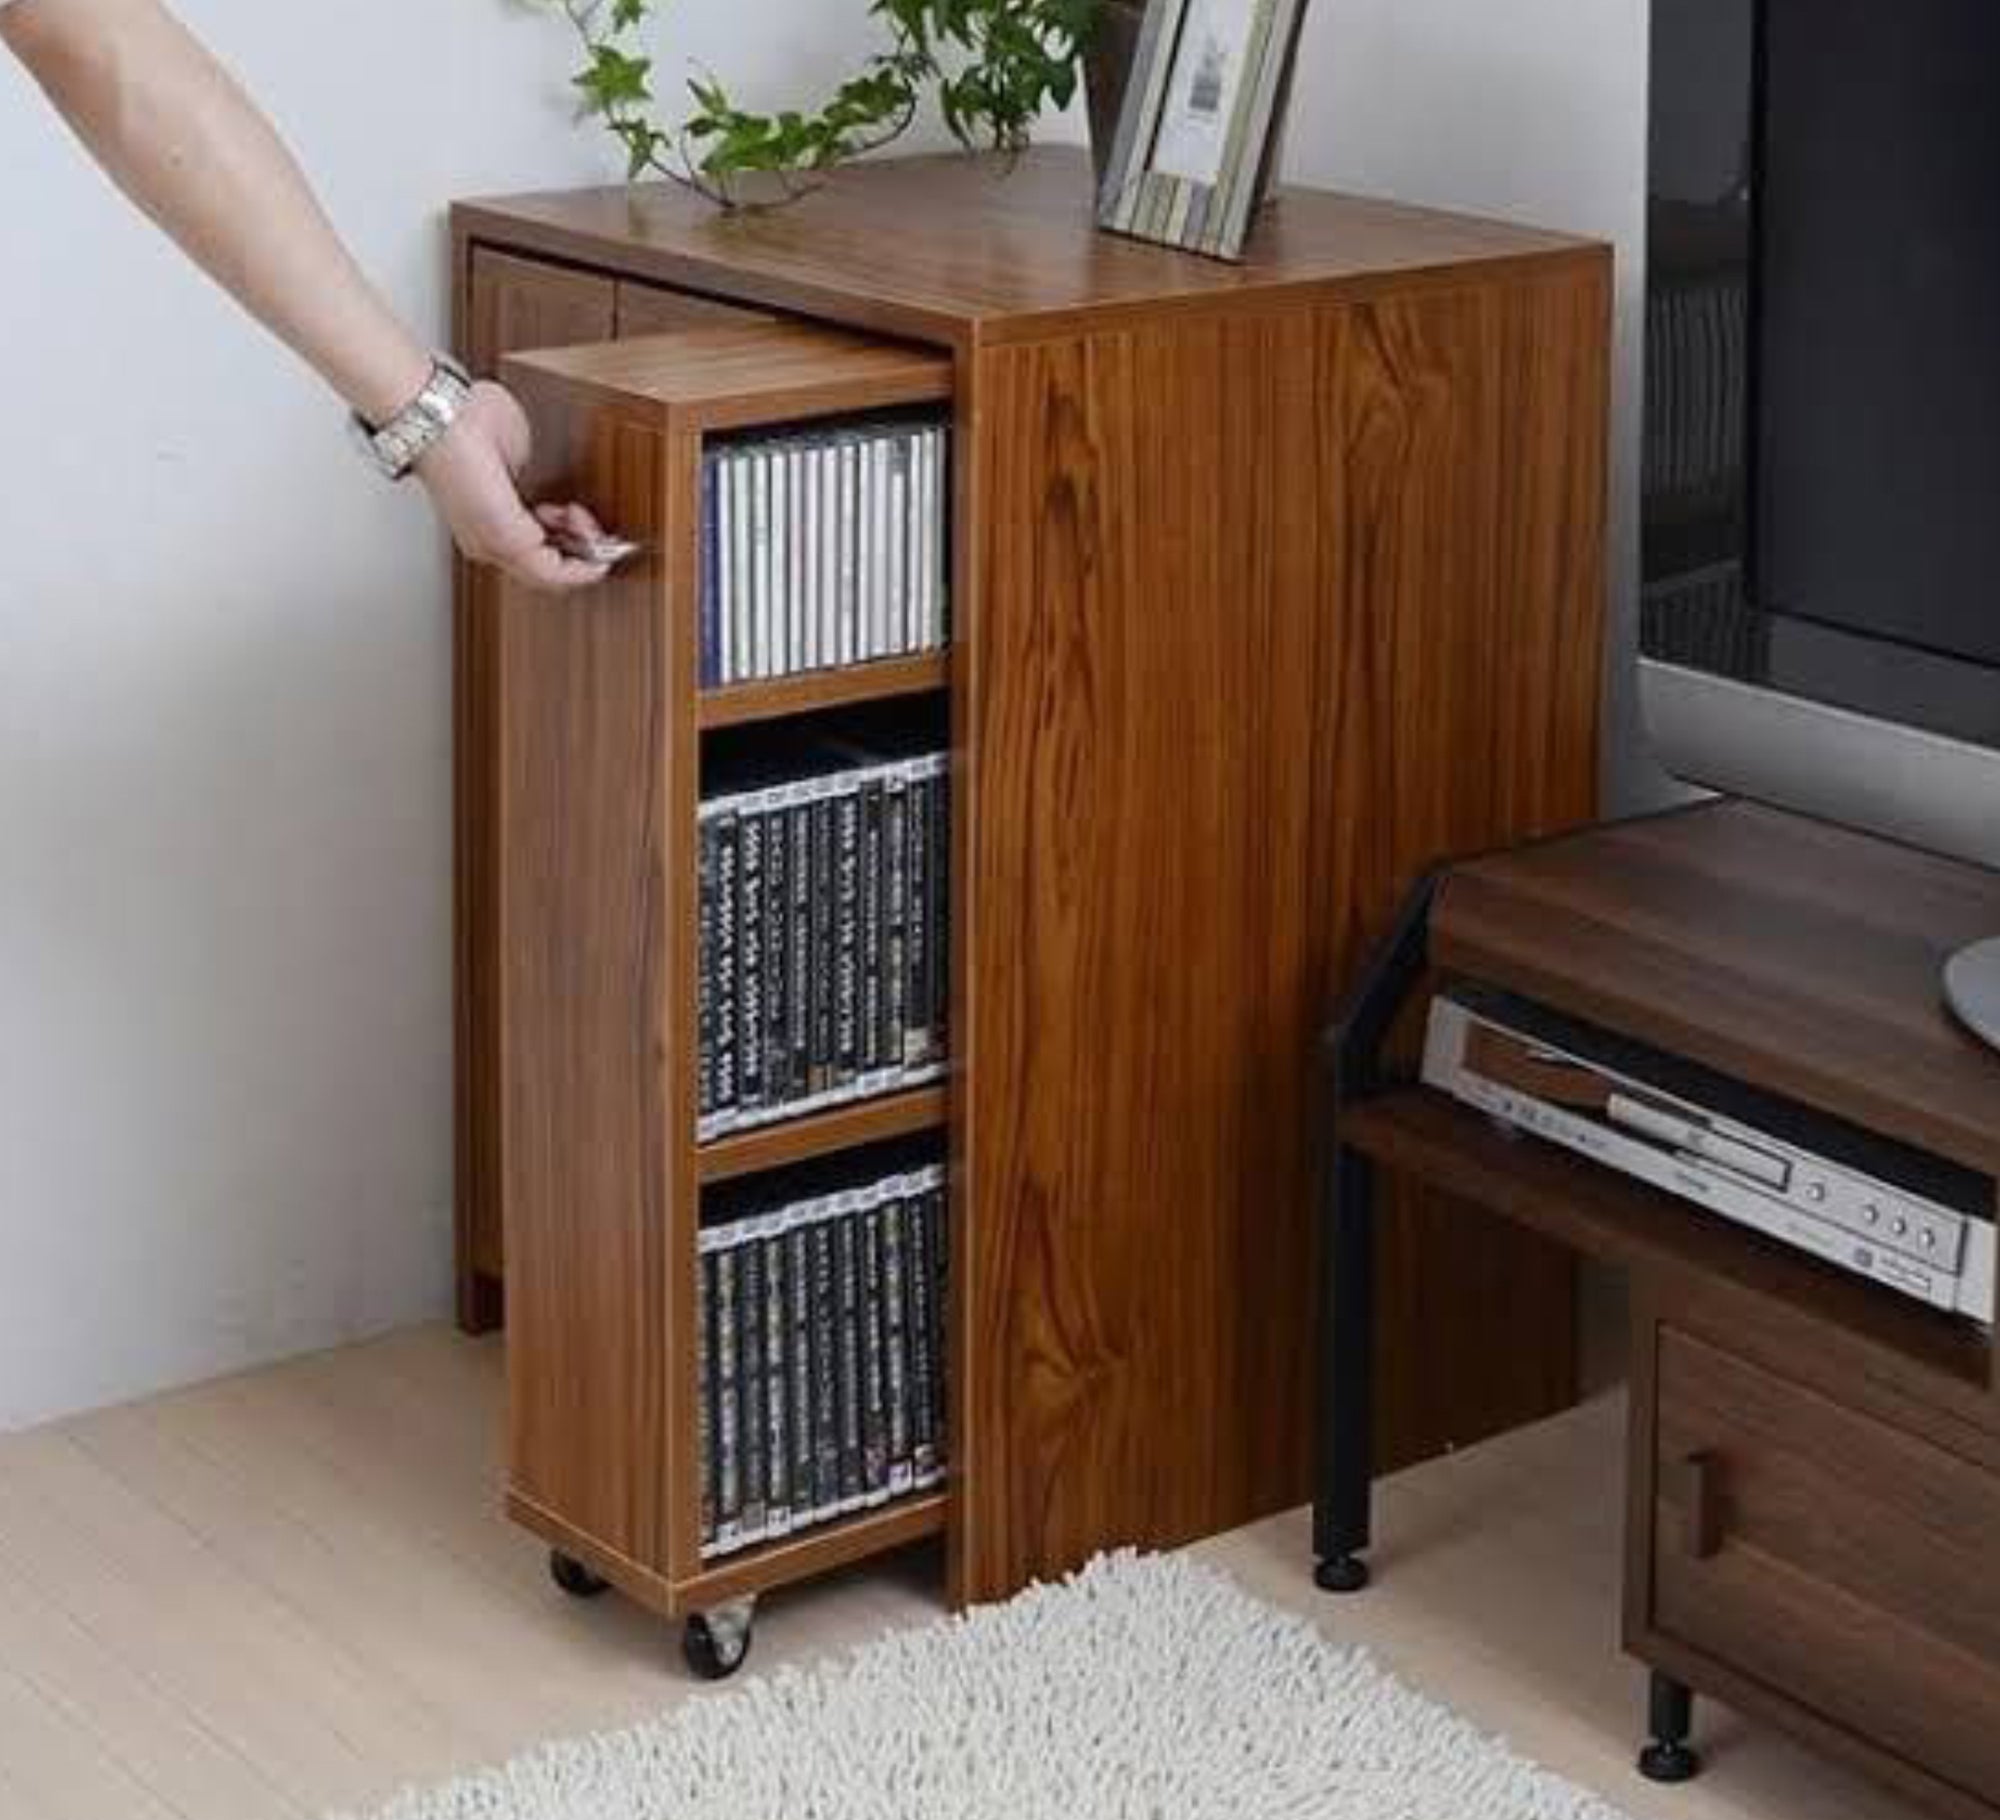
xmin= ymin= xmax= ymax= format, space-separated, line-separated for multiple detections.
xmin=1679 ymin=1450 xmax=1723 ymax=1560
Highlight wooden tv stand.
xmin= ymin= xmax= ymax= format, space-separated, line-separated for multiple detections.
xmin=1320 ymin=801 xmax=2000 ymax=1818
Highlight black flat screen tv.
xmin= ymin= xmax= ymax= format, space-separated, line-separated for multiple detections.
xmin=1644 ymin=0 xmax=2000 ymax=1044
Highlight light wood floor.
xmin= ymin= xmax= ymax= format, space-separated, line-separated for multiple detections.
xmin=0 ymin=1326 xmax=1931 ymax=1820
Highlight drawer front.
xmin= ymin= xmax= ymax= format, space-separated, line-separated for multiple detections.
xmin=467 ymin=249 xmax=617 ymax=373
xmin=615 ymin=279 xmax=771 ymax=337
xmin=467 ymin=251 xmax=771 ymax=372
xmin=1654 ymin=1327 xmax=2000 ymax=1801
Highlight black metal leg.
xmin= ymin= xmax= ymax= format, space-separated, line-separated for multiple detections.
xmin=1315 ymin=1145 xmax=1375 ymax=1595
xmin=1314 ymin=871 xmax=1435 ymax=1599
xmin=1638 ymin=1671 xmax=1702 ymax=1783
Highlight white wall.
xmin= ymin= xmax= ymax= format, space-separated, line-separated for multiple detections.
xmin=1285 ymin=0 xmax=1661 ymax=812
xmin=2 ymin=0 xmax=1658 ymax=1430
xmin=0 ymin=0 xmax=904 ymax=1429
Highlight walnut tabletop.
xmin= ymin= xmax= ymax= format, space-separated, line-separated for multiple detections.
xmin=454 ymin=146 xmax=1601 ymax=350
xmin=1432 ymin=801 xmax=2000 ymax=1181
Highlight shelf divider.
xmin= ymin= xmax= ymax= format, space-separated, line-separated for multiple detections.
xmin=697 ymin=1084 xmax=948 ymax=1184
xmin=1344 ymin=1089 xmax=1993 ymax=1391
xmin=675 ymin=1490 xmax=948 ymax=1609
xmin=698 ymin=652 xmax=949 ymax=731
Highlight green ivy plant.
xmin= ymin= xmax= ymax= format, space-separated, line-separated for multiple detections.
xmin=545 ymin=0 xmax=1098 ymax=209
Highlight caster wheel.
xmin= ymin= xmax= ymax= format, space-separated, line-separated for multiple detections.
xmin=1315 ymin=1554 xmax=1370 ymax=1595
xmin=549 ymin=1551 xmax=611 ymax=1600
xmin=682 ymin=1607 xmax=754 ymax=1681
xmin=1638 ymin=1741 xmax=1702 ymax=1785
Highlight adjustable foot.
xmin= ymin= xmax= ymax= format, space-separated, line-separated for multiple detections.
xmin=1638 ymin=1671 xmax=1702 ymax=1783
xmin=1639 ymin=1739 xmax=1702 ymax=1785
xmin=1314 ymin=1553 xmax=1370 ymax=1594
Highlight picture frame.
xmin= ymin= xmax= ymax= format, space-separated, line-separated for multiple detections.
xmin=1096 ymin=0 xmax=1309 ymax=263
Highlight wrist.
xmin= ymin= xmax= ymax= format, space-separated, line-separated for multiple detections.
xmin=352 ymin=345 xmax=441 ymax=431
xmin=350 ymin=353 xmax=474 ymax=482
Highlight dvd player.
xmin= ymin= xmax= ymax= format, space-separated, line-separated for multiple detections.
xmin=1421 ymin=985 xmax=1996 ymax=1325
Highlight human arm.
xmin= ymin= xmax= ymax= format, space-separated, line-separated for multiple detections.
xmin=0 ymin=0 xmax=609 ymax=590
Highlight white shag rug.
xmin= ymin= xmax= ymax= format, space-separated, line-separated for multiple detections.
xmin=337 ymin=1552 xmax=1638 ymax=1820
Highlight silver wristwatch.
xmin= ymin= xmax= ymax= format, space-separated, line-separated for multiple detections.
xmin=351 ymin=355 xmax=474 ymax=480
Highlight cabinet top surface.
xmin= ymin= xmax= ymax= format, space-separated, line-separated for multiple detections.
xmin=455 ymin=147 xmax=1602 ymax=343
xmin=1434 ymin=801 xmax=2000 ymax=1179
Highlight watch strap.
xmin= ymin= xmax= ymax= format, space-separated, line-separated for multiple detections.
xmin=352 ymin=356 xmax=473 ymax=481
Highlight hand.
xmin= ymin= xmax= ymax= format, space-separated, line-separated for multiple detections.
xmin=414 ymin=381 xmax=613 ymax=592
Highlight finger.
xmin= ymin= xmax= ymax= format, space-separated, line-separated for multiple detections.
xmin=483 ymin=490 xmax=565 ymax=567
xmin=532 ymin=502 xmax=581 ymax=534
xmin=501 ymin=541 xmax=612 ymax=593
xmin=565 ymin=502 xmax=611 ymax=542
xmin=534 ymin=501 xmax=611 ymax=543
xmin=476 ymin=480 xmax=611 ymax=591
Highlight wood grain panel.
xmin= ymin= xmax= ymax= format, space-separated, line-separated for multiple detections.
xmin=515 ymin=321 xmax=951 ymax=429
xmin=457 ymin=251 xmax=619 ymax=1331
xmin=1434 ymin=802 xmax=2000 ymax=1180
xmin=957 ymin=263 xmax=1607 ymax=1600
xmin=467 ymin=250 xmax=618 ymax=369
xmin=1652 ymin=1328 xmax=2000 ymax=1808
xmin=455 ymin=149 xmax=1601 ymax=352
xmin=615 ymin=279 xmax=770 ymax=338
xmin=695 ymin=1087 xmax=948 ymax=1185
xmin=697 ymin=653 xmax=950 ymax=730
xmin=495 ymin=395 xmax=679 ymax=1569
xmin=671 ymin=1493 xmax=948 ymax=1611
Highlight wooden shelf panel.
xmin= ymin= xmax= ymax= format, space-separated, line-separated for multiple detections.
xmin=1344 ymin=1089 xmax=1993 ymax=1391
xmin=1432 ymin=801 xmax=2000 ymax=1182
xmin=696 ymin=1084 xmax=947 ymax=1184
xmin=698 ymin=652 xmax=949 ymax=731
xmin=506 ymin=320 xmax=953 ymax=434
xmin=676 ymin=1489 xmax=948 ymax=1609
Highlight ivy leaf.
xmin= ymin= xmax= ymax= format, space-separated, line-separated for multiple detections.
xmin=574 ymin=45 xmax=654 ymax=117
xmin=685 ymin=72 xmax=732 ymax=114
xmin=611 ymin=118 xmax=666 ymax=178
xmin=610 ymin=0 xmax=650 ymax=29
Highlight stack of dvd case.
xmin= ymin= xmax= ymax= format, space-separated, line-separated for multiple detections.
xmin=697 ymin=747 xmax=948 ymax=1141
xmin=697 ymin=1160 xmax=948 ymax=1559
xmin=700 ymin=416 xmax=950 ymax=687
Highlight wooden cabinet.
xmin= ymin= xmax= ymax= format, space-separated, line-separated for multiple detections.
xmin=490 ymin=322 xmax=959 ymax=1642
xmin=451 ymin=149 xmax=1610 ymax=1615
xmin=1646 ymin=1324 xmax=2000 ymax=1806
